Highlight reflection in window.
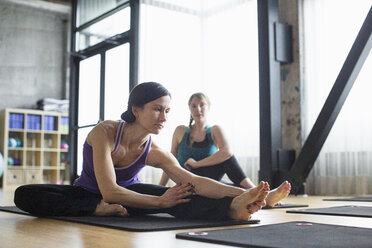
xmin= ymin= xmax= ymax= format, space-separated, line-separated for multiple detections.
xmin=105 ymin=44 xmax=130 ymax=121
xmin=76 ymin=6 xmax=130 ymax=51
xmin=77 ymin=0 xmax=128 ymax=26
xmin=78 ymin=55 xmax=100 ymax=127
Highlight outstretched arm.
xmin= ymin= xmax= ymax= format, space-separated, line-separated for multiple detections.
xmin=150 ymin=146 xmax=245 ymax=199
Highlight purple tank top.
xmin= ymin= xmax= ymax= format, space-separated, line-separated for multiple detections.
xmin=73 ymin=121 xmax=152 ymax=194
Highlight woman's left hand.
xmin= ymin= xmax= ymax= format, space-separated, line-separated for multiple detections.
xmin=158 ymin=183 xmax=193 ymax=208
xmin=184 ymin=158 xmax=198 ymax=170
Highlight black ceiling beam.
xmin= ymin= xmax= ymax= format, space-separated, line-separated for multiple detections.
xmin=287 ymin=6 xmax=372 ymax=194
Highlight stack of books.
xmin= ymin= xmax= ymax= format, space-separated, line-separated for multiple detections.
xmin=60 ymin=116 xmax=69 ymax=133
xmin=27 ymin=114 xmax=41 ymax=130
xmin=44 ymin=116 xmax=56 ymax=131
xmin=8 ymin=113 xmax=24 ymax=129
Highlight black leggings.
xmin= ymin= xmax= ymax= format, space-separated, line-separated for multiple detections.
xmin=14 ymin=183 xmax=233 ymax=220
xmin=191 ymin=155 xmax=247 ymax=187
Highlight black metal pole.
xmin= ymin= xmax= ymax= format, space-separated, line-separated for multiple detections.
xmin=69 ymin=0 xmax=79 ymax=183
xmin=257 ymin=0 xmax=282 ymax=187
xmin=129 ymin=0 xmax=140 ymax=90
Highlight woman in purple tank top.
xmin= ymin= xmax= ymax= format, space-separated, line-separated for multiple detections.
xmin=14 ymin=82 xmax=275 ymax=221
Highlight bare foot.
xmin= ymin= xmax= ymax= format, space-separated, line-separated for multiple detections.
xmin=246 ymin=201 xmax=266 ymax=215
xmin=265 ymin=181 xmax=291 ymax=208
xmin=94 ymin=200 xmax=129 ymax=217
xmin=228 ymin=181 xmax=270 ymax=221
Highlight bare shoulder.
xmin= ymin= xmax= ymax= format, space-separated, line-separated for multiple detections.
xmin=173 ymin=125 xmax=187 ymax=139
xmin=87 ymin=120 xmax=120 ymax=144
xmin=174 ymin=125 xmax=187 ymax=134
xmin=210 ymin=125 xmax=229 ymax=145
xmin=210 ymin=125 xmax=224 ymax=136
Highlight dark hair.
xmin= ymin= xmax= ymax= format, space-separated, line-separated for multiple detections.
xmin=188 ymin=92 xmax=211 ymax=127
xmin=121 ymin=82 xmax=171 ymax=123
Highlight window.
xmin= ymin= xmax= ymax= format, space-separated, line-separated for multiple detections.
xmin=76 ymin=6 xmax=131 ymax=51
xmin=303 ymin=0 xmax=372 ymax=195
xmin=104 ymin=44 xmax=130 ymax=121
xmin=77 ymin=0 xmax=128 ymax=26
xmin=139 ymin=0 xmax=259 ymax=184
xmin=78 ymin=55 xmax=100 ymax=126
xmin=70 ymin=0 xmax=136 ymax=178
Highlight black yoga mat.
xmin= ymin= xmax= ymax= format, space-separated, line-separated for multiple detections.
xmin=323 ymin=196 xmax=372 ymax=202
xmin=0 ymin=206 xmax=259 ymax=232
xmin=176 ymin=221 xmax=372 ymax=248
xmin=263 ymin=204 xmax=308 ymax=209
xmin=287 ymin=205 xmax=372 ymax=218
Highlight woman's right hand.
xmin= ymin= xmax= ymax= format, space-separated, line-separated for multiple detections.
xmin=184 ymin=158 xmax=198 ymax=170
xmin=158 ymin=183 xmax=193 ymax=208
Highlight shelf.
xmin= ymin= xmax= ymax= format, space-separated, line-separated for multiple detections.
xmin=24 ymin=166 xmax=42 ymax=169
xmin=21 ymin=147 xmax=45 ymax=152
xmin=43 ymin=148 xmax=60 ymax=152
xmin=0 ymin=108 xmax=71 ymax=189
xmin=43 ymin=166 xmax=60 ymax=170
xmin=9 ymin=129 xmax=24 ymax=132
xmin=8 ymin=148 xmax=24 ymax=151
xmin=7 ymin=166 xmax=23 ymax=169
xmin=25 ymin=130 xmax=43 ymax=134
xmin=44 ymin=130 xmax=60 ymax=135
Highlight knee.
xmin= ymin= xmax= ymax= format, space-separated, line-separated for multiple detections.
xmin=226 ymin=154 xmax=236 ymax=162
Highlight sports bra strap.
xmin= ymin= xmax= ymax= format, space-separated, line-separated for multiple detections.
xmin=112 ymin=121 xmax=125 ymax=155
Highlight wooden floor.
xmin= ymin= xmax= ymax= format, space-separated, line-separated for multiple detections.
xmin=1 ymin=188 xmax=372 ymax=248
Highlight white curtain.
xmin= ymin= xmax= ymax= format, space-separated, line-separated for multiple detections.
xmin=138 ymin=0 xmax=260 ymax=185
xmin=303 ymin=0 xmax=372 ymax=195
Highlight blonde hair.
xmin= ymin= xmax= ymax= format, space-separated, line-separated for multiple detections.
xmin=188 ymin=92 xmax=211 ymax=127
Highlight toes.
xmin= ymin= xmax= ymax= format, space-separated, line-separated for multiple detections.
xmin=257 ymin=181 xmax=264 ymax=189
xmin=120 ymin=209 xmax=130 ymax=216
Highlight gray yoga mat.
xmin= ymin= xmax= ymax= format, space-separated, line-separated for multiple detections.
xmin=287 ymin=205 xmax=372 ymax=218
xmin=0 ymin=206 xmax=259 ymax=232
xmin=323 ymin=196 xmax=372 ymax=202
xmin=176 ymin=221 xmax=372 ymax=248
xmin=263 ymin=204 xmax=308 ymax=209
